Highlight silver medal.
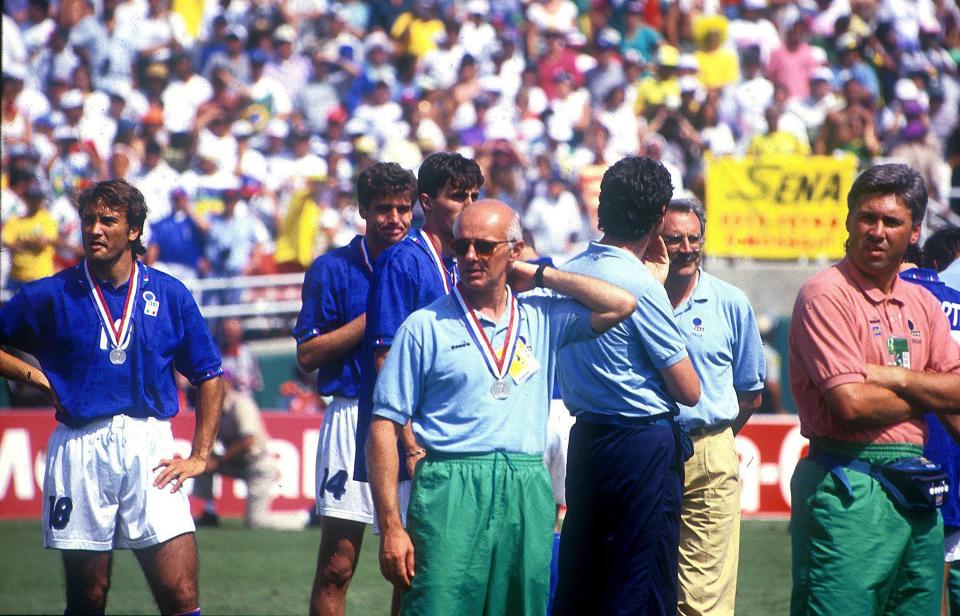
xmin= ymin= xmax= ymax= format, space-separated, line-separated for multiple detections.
xmin=109 ymin=348 xmax=126 ymax=365
xmin=491 ymin=380 xmax=509 ymax=400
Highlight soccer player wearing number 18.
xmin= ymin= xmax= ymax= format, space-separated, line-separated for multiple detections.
xmin=294 ymin=162 xmax=417 ymax=616
xmin=0 ymin=179 xmax=225 ymax=616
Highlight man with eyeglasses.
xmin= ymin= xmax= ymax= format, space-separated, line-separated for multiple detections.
xmin=367 ymin=200 xmax=636 ymax=614
xmin=661 ymin=198 xmax=766 ymax=616
xmin=554 ymin=156 xmax=702 ymax=616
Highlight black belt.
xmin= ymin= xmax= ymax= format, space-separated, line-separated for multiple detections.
xmin=687 ymin=421 xmax=732 ymax=438
xmin=576 ymin=412 xmax=675 ymax=428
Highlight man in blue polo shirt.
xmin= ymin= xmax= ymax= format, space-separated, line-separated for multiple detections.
xmin=294 ymin=162 xmax=417 ymax=616
xmin=354 ymin=151 xmax=484 ymax=484
xmin=661 ymin=198 xmax=765 ymax=616
xmin=554 ymin=156 xmax=701 ymax=616
xmin=367 ymin=200 xmax=637 ymax=614
xmin=0 ymin=179 xmax=224 ymax=616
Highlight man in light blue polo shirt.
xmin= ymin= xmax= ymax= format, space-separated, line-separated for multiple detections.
xmin=554 ymin=156 xmax=702 ymax=616
xmin=366 ymin=200 xmax=637 ymax=615
xmin=661 ymin=198 xmax=765 ymax=616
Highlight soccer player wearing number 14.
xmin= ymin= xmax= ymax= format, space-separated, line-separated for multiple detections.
xmin=293 ymin=162 xmax=417 ymax=616
xmin=0 ymin=179 xmax=225 ymax=616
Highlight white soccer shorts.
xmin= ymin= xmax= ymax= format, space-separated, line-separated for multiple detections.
xmin=946 ymin=528 xmax=960 ymax=562
xmin=315 ymin=397 xmax=409 ymax=525
xmin=43 ymin=415 xmax=195 ymax=551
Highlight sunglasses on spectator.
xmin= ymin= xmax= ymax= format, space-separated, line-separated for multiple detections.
xmin=452 ymin=238 xmax=514 ymax=257
xmin=661 ymin=233 xmax=703 ymax=247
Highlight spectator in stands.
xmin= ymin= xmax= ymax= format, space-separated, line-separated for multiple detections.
xmin=219 ymin=318 xmax=263 ymax=397
xmin=747 ymin=103 xmax=811 ymax=156
xmin=694 ymin=16 xmax=740 ymax=91
xmin=766 ymin=17 xmax=820 ymax=102
xmin=145 ymin=187 xmax=209 ymax=282
xmin=815 ymin=77 xmax=880 ymax=161
xmin=2 ymin=182 xmax=57 ymax=290
xmin=204 ymin=188 xmax=271 ymax=305
xmin=523 ymin=172 xmax=583 ymax=263
xmin=621 ymin=1 xmax=661 ymax=63
xmin=266 ymin=24 xmax=310 ymax=99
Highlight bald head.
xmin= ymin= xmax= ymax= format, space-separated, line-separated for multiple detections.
xmin=454 ymin=199 xmax=522 ymax=242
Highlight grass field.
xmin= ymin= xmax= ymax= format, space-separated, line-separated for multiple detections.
xmin=0 ymin=519 xmax=791 ymax=614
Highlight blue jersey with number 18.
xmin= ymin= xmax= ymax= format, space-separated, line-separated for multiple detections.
xmin=0 ymin=261 xmax=222 ymax=427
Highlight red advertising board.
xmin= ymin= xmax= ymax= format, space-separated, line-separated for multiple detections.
xmin=0 ymin=411 xmax=806 ymax=520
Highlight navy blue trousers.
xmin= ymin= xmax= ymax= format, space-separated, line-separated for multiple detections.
xmin=553 ymin=419 xmax=684 ymax=616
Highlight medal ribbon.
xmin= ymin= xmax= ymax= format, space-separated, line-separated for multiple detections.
xmin=418 ymin=230 xmax=454 ymax=293
xmin=83 ymin=259 xmax=139 ymax=351
xmin=452 ymin=284 xmax=520 ymax=382
xmin=359 ymin=237 xmax=373 ymax=273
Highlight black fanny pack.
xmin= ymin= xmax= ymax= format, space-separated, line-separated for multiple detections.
xmin=811 ymin=449 xmax=949 ymax=511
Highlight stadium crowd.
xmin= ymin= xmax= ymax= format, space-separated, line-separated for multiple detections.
xmin=3 ymin=0 xmax=960 ymax=291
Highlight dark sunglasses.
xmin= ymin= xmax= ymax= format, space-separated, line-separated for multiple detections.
xmin=452 ymin=238 xmax=513 ymax=257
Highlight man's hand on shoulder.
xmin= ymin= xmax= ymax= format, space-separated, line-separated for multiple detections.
xmin=508 ymin=260 xmax=538 ymax=293
xmin=379 ymin=526 xmax=416 ymax=589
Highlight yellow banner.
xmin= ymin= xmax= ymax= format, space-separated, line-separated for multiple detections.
xmin=704 ymin=154 xmax=858 ymax=260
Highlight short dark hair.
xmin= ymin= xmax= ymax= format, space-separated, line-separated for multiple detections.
xmin=356 ymin=162 xmax=417 ymax=209
xmin=77 ymin=179 xmax=149 ymax=257
xmin=598 ymin=156 xmax=673 ymax=240
xmin=922 ymin=227 xmax=960 ymax=272
xmin=666 ymin=197 xmax=706 ymax=235
xmin=847 ymin=163 xmax=927 ymax=225
xmin=417 ymin=151 xmax=484 ymax=198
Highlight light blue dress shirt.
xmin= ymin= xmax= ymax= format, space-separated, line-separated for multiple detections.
xmin=373 ymin=289 xmax=594 ymax=454
xmin=558 ymin=242 xmax=689 ymax=420
xmin=672 ymin=270 xmax=766 ymax=430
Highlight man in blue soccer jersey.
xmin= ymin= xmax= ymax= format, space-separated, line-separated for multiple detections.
xmin=554 ymin=156 xmax=701 ymax=616
xmin=0 ymin=179 xmax=224 ymax=616
xmin=367 ymin=200 xmax=637 ymax=614
xmin=294 ymin=162 xmax=416 ymax=616
xmin=353 ymin=151 xmax=484 ymax=485
xmin=661 ymin=198 xmax=765 ymax=616
xmin=900 ymin=227 xmax=960 ymax=614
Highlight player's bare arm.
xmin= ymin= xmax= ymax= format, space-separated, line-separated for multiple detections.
xmin=154 ymin=375 xmax=224 ymax=492
xmin=863 ymin=364 xmax=960 ymax=413
xmin=0 ymin=348 xmax=63 ymax=411
xmin=367 ymin=417 xmax=416 ymax=589
xmin=510 ymin=260 xmax=637 ymax=333
xmin=732 ymin=390 xmax=763 ymax=435
xmin=374 ymin=347 xmax=425 ymax=477
xmin=296 ymin=313 xmax=366 ymax=372
xmin=659 ymin=358 xmax=701 ymax=407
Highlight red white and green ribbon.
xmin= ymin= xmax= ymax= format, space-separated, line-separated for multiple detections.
xmin=419 ymin=229 xmax=454 ymax=293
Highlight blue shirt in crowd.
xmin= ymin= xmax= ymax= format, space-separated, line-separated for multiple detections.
xmin=373 ymin=289 xmax=594 ymax=454
xmin=354 ymin=232 xmax=457 ymax=479
xmin=672 ymin=270 xmax=766 ymax=430
xmin=292 ymin=235 xmax=372 ymax=398
xmin=0 ymin=261 xmax=222 ymax=427
xmin=558 ymin=242 xmax=688 ymax=420
xmin=148 ymin=211 xmax=206 ymax=269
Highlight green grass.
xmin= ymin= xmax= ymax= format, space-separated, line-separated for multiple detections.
xmin=0 ymin=519 xmax=790 ymax=614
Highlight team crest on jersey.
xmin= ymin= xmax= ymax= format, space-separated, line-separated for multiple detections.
xmin=692 ymin=317 xmax=705 ymax=336
xmin=870 ymin=319 xmax=882 ymax=337
xmin=907 ymin=318 xmax=921 ymax=341
xmin=143 ymin=291 xmax=159 ymax=317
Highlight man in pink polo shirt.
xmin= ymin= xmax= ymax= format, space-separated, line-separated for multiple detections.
xmin=788 ymin=163 xmax=960 ymax=616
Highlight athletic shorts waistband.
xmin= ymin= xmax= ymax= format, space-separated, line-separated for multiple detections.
xmin=424 ymin=450 xmax=544 ymax=466
xmin=809 ymin=437 xmax=924 ymax=464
